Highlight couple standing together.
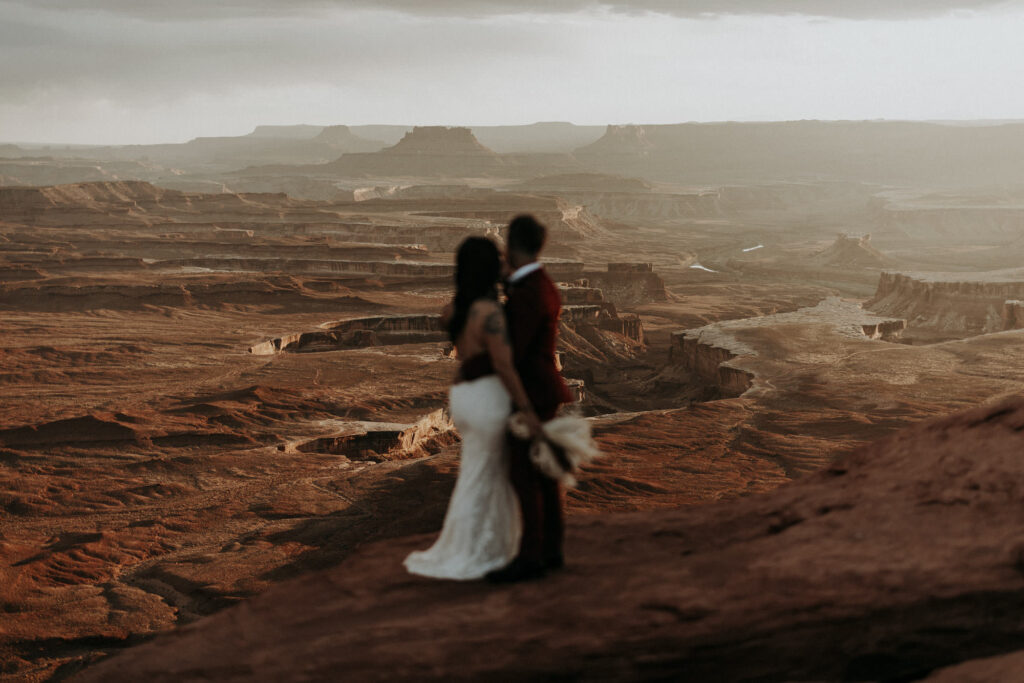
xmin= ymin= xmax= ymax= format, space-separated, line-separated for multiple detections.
xmin=405 ymin=214 xmax=573 ymax=583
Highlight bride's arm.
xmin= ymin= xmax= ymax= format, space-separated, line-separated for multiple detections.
xmin=479 ymin=302 xmax=543 ymax=436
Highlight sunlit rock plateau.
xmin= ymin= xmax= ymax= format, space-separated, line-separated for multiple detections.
xmin=4 ymin=120 xmax=1024 ymax=681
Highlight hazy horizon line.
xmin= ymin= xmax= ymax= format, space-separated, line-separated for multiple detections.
xmin=7 ymin=117 xmax=1024 ymax=148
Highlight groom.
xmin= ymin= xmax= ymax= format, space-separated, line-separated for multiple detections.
xmin=487 ymin=214 xmax=575 ymax=583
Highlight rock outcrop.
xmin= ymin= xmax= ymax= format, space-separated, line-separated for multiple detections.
xmin=866 ymin=270 xmax=1024 ymax=339
xmin=248 ymin=314 xmax=446 ymax=355
xmin=384 ymin=127 xmax=495 ymax=156
xmin=669 ymin=330 xmax=755 ymax=399
xmin=1002 ymin=300 xmax=1024 ymax=331
xmin=325 ymin=127 xmax=507 ymax=177
xmin=74 ymin=397 xmax=1024 ymax=682
xmin=553 ymin=282 xmax=647 ymax=399
xmin=293 ymin=409 xmax=455 ymax=462
xmin=810 ymin=233 xmax=891 ymax=269
xmin=574 ymin=124 xmax=654 ymax=161
xmin=585 ymin=263 xmax=668 ymax=306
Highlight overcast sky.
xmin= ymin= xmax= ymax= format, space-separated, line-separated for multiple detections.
xmin=3 ymin=0 xmax=1024 ymax=144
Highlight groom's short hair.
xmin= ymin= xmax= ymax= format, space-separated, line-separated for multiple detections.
xmin=507 ymin=214 xmax=547 ymax=256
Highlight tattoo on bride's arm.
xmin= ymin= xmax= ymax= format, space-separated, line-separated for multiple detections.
xmin=484 ymin=310 xmax=510 ymax=344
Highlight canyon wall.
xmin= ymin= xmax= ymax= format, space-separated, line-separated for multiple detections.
xmin=249 ymin=314 xmax=445 ymax=355
xmin=866 ymin=271 xmax=1024 ymax=337
xmin=585 ymin=263 xmax=669 ymax=306
xmin=1002 ymin=300 xmax=1024 ymax=331
xmin=860 ymin=318 xmax=908 ymax=341
xmin=295 ymin=409 xmax=454 ymax=463
xmin=669 ymin=331 xmax=754 ymax=399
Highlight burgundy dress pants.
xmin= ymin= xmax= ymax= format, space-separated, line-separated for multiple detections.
xmin=508 ymin=404 xmax=563 ymax=565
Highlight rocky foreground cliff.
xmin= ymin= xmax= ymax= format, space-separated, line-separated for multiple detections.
xmin=74 ymin=397 xmax=1024 ymax=682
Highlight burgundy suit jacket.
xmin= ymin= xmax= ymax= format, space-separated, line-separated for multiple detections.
xmin=505 ymin=267 xmax=573 ymax=414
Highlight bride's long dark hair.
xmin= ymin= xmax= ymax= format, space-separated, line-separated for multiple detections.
xmin=448 ymin=236 xmax=502 ymax=343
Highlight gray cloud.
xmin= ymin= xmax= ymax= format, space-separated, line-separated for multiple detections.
xmin=6 ymin=0 xmax=1020 ymax=20
xmin=3 ymin=0 xmax=1023 ymax=144
xmin=0 ymin=2 xmax=563 ymax=103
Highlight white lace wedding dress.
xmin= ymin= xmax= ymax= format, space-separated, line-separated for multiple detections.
xmin=404 ymin=374 xmax=521 ymax=580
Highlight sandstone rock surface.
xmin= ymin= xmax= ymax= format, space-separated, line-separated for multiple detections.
xmin=74 ymin=397 xmax=1024 ymax=682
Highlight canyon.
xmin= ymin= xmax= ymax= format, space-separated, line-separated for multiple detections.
xmin=3 ymin=121 xmax=1024 ymax=681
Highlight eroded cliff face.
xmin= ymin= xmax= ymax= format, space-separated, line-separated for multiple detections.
xmin=586 ymin=263 xmax=669 ymax=307
xmin=669 ymin=331 xmax=754 ymax=399
xmin=861 ymin=319 xmax=908 ymax=341
xmin=384 ymin=127 xmax=496 ymax=156
xmin=249 ymin=314 xmax=446 ymax=355
xmin=322 ymin=126 xmax=499 ymax=176
xmin=574 ymin=124 xmax=653 ymax=160
xmin=294 ymin=409 xmax=455 ymax=462
xmin=1002 ymin=300 xmax=1024 ymax=331
xmin=810 ymin=233 xmax=891 ymax=269
xmin=866 ymin=271 xmax=1024 ymax=338
xmin=555 ymin=282 xmax=648 ymax=398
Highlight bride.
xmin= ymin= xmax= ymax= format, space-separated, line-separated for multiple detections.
xmin=404 ymin=236 xmax=542 ymax=580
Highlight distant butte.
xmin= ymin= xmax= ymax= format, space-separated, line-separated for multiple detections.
xmin=382 ymin=126 xmax=496 ymax=155
xmin=319 ymin=126 xmax=582 ymax=179
xmin=574 ymin=124 xmax=654 ymax=159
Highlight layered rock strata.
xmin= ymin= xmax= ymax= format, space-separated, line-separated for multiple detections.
xmin=1002 ymin=300 xmax=1024 ymax=331
xmin=867 ymin=270 xmax=1024 ymax=338
xmin=249 ymin=314 xmax=445 ymax=355
xmin=585 ymin=263 xmax=668 ymax=307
